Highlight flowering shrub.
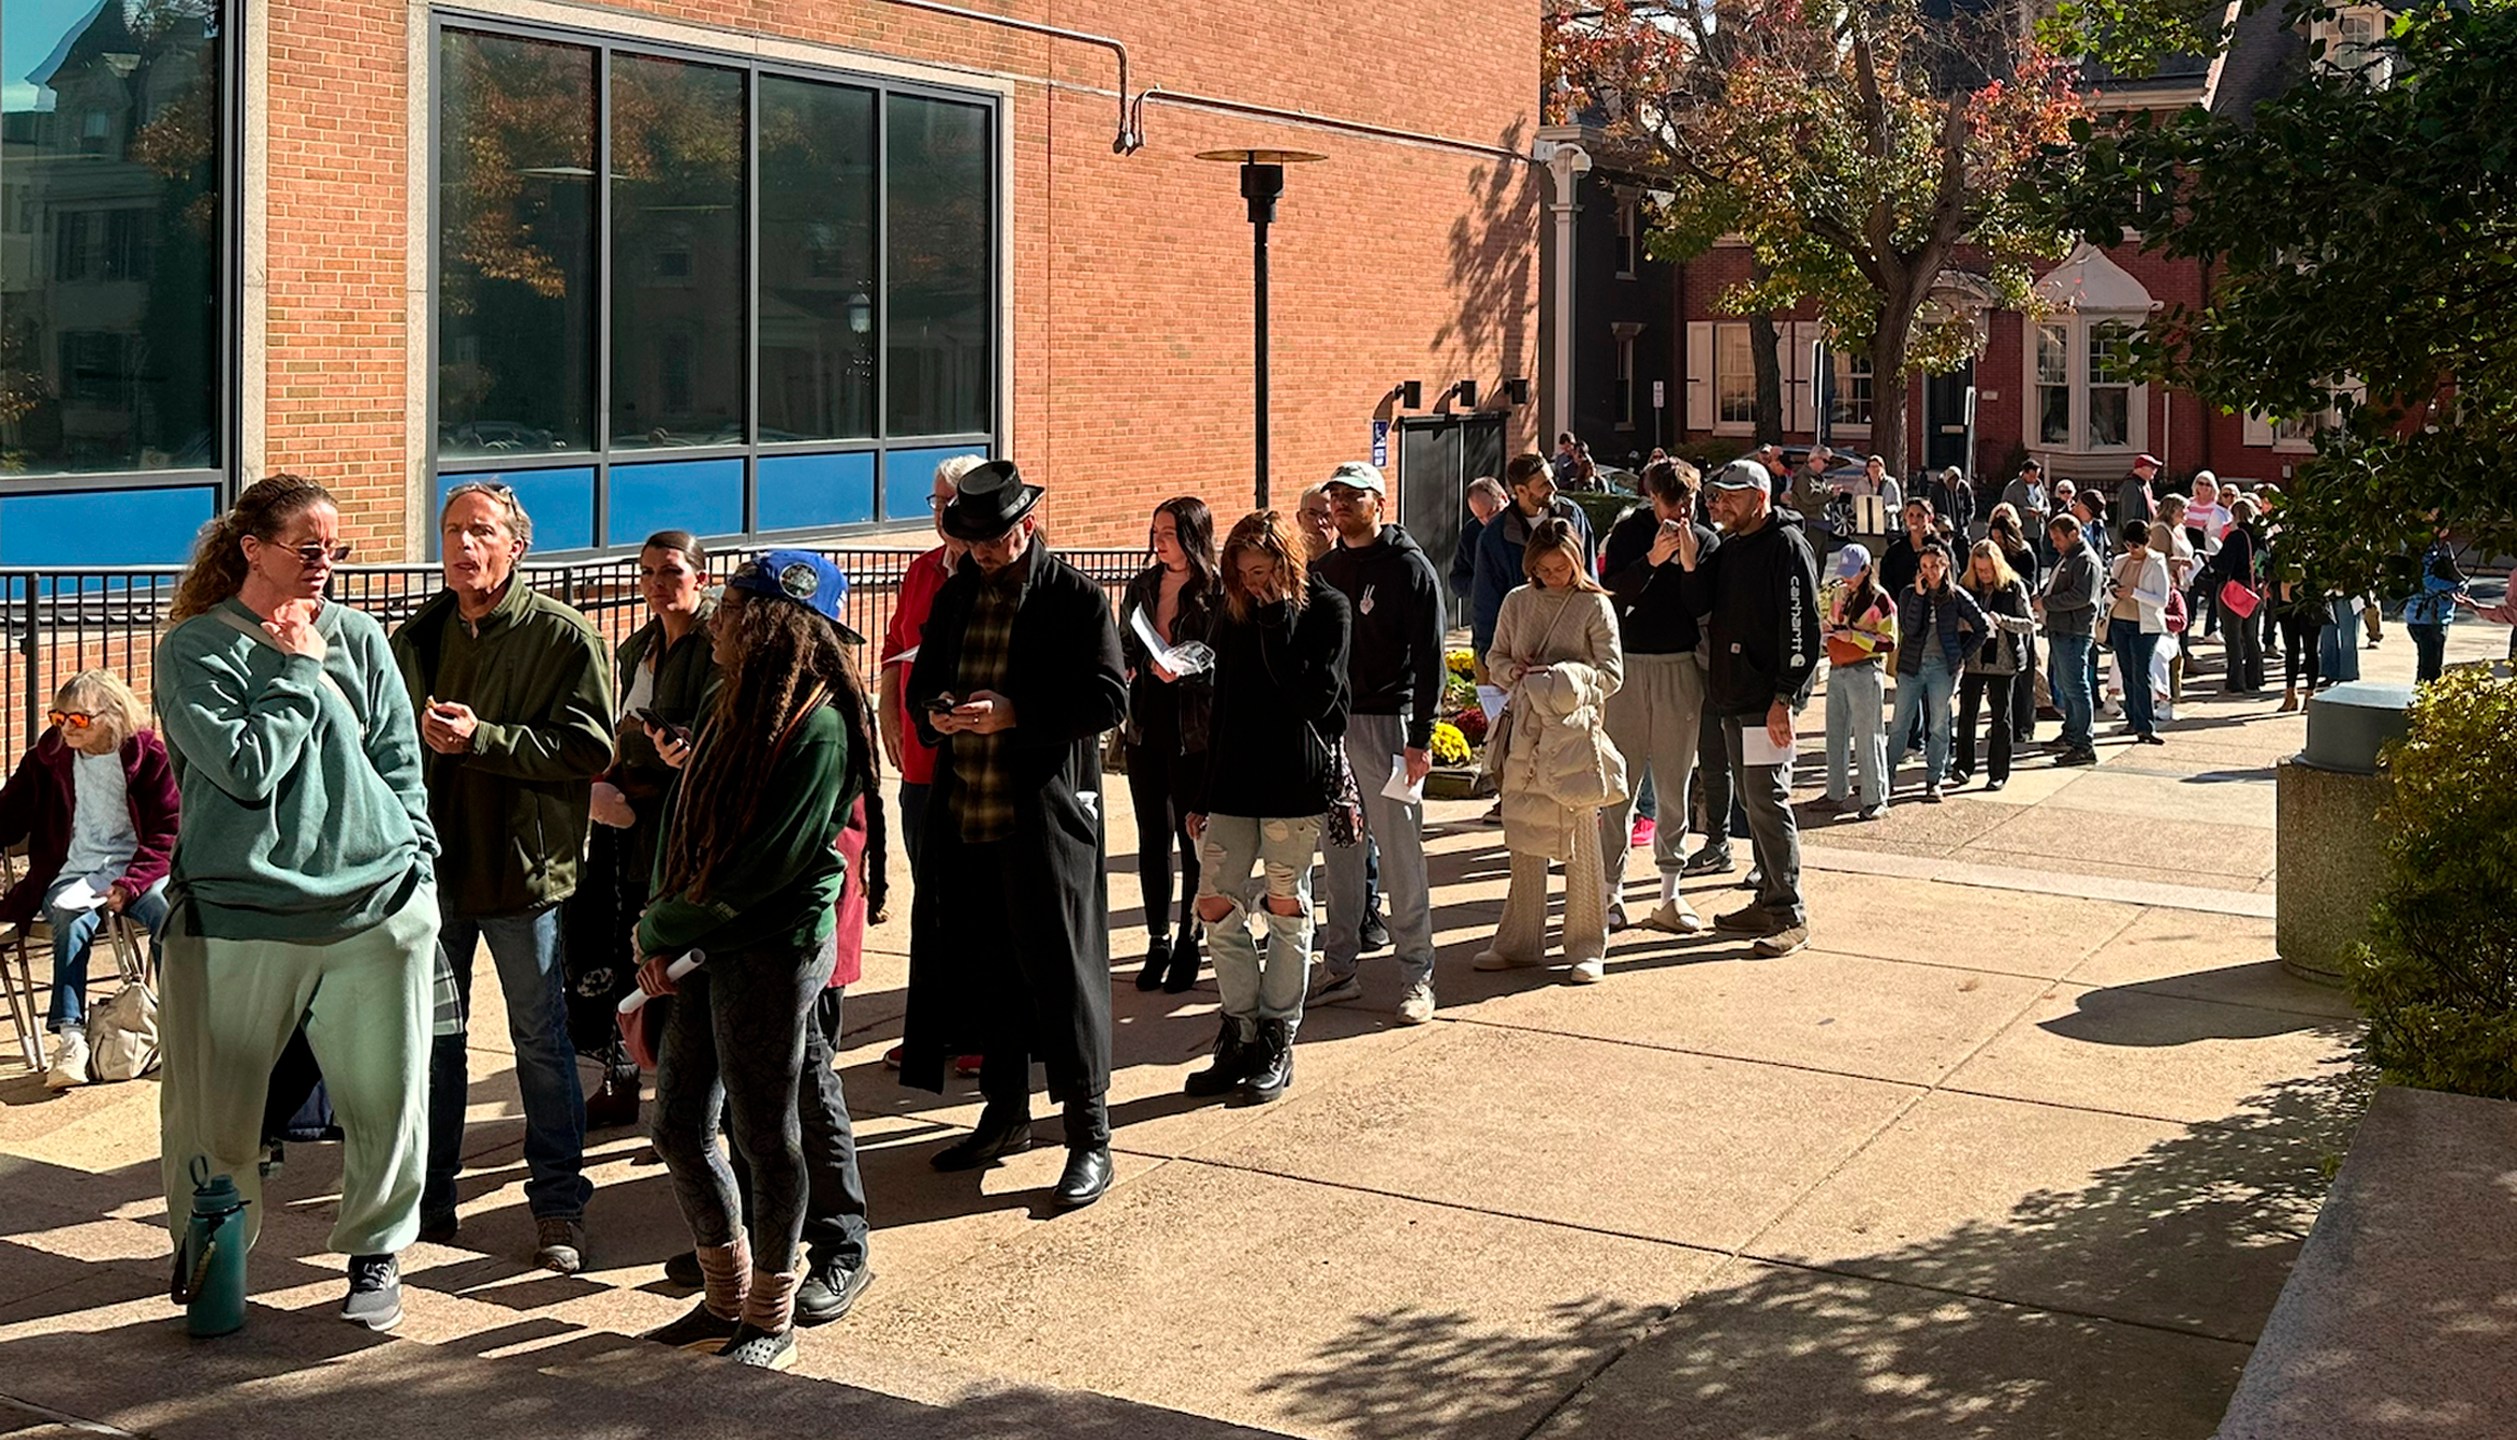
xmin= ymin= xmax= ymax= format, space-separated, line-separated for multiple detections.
xmin=1428 ymin=721 xmax=1472 ymax=767
xmin=1446 ymin=648 xmax=1477 ymax=679
xmin=1449 ymin=706 xmax=1488 ymax=747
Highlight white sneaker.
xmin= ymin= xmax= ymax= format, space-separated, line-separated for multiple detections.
xmin=1565 ymin=957 xmax=1605 ymax=985
xmin=45 ymin=1030 xmax=90 ymax=1090
xmin=1643 ymin=899 xmax=1708 ymax=934
xmin=1395 ymin=980 xmax=1436 ymax=1025
xmin=1471 ymin=949 xmax=1540 ymax=971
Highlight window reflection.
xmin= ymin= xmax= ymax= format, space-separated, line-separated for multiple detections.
xmin=0 ymin=0 xmax=223 ymax=475
xmin=610 ymin=55 xmax=744 ymax=450
xmin=759 ymin=75 xmax=874 ymax=441
xmin=886 ymin=94 xmax=990 ymax=438
xmin=437 ymin=29 xmax=595 ymax=457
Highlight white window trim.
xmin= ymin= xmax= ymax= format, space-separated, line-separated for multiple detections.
xmin=2020 ymin=311 xmax=2148 ymax=467
xmin=1614 ymin=198 xmax=1639 ymax=281
xmin=2245 ymin=378 xmax=2366 ymax=453
xmin=1711 ymin=321 xmax=1756 ymax=436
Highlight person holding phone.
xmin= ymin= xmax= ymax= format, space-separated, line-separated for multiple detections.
xmin=1887 ymin=539 xmax=1987 ymax=801
xmin=1597 ymin=458 xmax=1720 ymax=932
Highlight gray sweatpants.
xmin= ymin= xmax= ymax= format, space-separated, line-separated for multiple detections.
xmin=1321 ymin=713 xmax=1437 ymax=989
xmin=1599 ymin=652 xmax=1707 ymax=881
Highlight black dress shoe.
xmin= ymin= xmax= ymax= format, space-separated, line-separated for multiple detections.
xmin=794 ymin=1259 xmax=875 ymax=1326
xmin=417 ymin=1211 xmax=459 ymax=1245
xmin=1135 ymin=939 xmax=1169 ymax=991
xmin=1052 ymin=1146 xmax=1114 ymax=1208
xmin=930 ymin=1115 xmax=1036 ymax=1172
xmin=662 ymin=1249 xmax=703 ymax=1288
xmin=1161 ymin=928 xmax=1201 ymax=994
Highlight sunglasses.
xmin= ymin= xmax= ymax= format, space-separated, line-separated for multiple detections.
xmin=266 ymin=541 xmax=352 ymax=566
xmin=48 ymin=709 xmax=97 ymax=732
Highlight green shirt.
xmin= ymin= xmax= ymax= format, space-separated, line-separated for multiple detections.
xmin=638 ymin=703 xmax=853 ymax=959
xmin=157 ymin=599 xmax=439 ymax=942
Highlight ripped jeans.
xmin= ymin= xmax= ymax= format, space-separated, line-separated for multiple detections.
xmin=1196 ymin=812 xmax=1324 ymax=1028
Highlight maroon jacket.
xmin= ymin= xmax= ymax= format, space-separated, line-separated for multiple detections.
xmin=0 ymin=728 xmax=181 ymax=926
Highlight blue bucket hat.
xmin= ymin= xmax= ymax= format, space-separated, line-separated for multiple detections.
xmin=726 ymin=549 xmax=865 ymax=646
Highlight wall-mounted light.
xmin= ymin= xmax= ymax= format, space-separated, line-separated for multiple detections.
xmin=1386 ymin=380 xmax=1423 ymax=409
xmin=1453 ymin=379 xmax=1479 ymax=409
xmin=846 ymin=290 xmax=874 ymax=336
xmin=1503 ymin=377 xmax=1532 ymax=407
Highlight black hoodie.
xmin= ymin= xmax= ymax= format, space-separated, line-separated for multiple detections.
xmin=1200 ymin=587 xmax=1352 ymax=818
xmin=1312 ymin=524 xmax=1447 ymax=751
xmin=1677 ymin=507 xmax=1824 ymax=717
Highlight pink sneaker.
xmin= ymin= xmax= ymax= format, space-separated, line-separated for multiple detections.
xmin=1630 ymin=817 xmax=1657 ymax=849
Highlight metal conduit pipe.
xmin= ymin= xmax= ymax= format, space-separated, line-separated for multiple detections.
xmin=880 ymin=0 xmax=1143 ymax=152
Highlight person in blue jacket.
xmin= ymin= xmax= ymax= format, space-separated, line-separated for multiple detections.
xmin=1472 ymin=454 xmax=1595 ymax=663
xmin=1450 ymin=477 xmax=1507 ymax=608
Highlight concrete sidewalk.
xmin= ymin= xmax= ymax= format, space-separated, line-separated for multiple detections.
xmin=0 ymin=616 xmax=2501 ymax=1438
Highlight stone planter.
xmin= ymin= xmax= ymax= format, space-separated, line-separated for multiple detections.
xmin=1424 ymin=763 xmax=1494 ymax=800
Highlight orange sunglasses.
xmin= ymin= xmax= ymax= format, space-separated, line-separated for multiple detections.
xmin=47 ymin=709 xmax=97 ymax=733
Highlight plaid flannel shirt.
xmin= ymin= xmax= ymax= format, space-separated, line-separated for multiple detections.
xmin=948 ymin=552 xmax=1027 ymax=844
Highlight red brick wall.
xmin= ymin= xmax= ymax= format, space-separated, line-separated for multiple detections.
xmin=258 ymin=0 xmax=1542 ymax=558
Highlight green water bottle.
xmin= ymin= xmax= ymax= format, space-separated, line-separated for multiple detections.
xmin=177 ymin=1156 xmax=249 ymax=1338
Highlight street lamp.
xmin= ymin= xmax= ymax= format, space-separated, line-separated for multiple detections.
xmin=1197 ymin=147 xmax=1325 ymax=509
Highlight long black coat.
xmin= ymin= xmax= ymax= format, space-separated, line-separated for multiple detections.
xmin=899 ymin=546 xmax=1128 ymax=1101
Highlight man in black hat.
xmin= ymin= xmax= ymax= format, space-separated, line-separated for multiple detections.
xmin=900 ymin=461 xmax=1129 ymax=1208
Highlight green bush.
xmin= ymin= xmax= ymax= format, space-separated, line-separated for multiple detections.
xmin=2343 ymin=669 xmax=2517 ymax=1098
xmin=1567 ymin=490 xmax=1640 ymax=537
xmin=1671 ymin=437 xmax=1750 ymax=473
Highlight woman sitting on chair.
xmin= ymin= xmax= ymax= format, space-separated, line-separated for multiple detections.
xmin=0 ymin=669 xmax=180 ymax=1089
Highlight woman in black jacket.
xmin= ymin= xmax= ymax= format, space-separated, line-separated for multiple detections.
xmin=2213 ymin=498 xmax=2266 ymax=693
xmin=1119 ymin=498 xmax=1220 ymax=993
xmin=1985 ymin=505 xmax=2042 ymax=743
xmin=1184 ymin=509 xmax=1351 ymax=1106
xmin=1952 ymin=541 xmax=2036 ymax=791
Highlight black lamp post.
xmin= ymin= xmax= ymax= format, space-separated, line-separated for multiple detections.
xmin=1198 ymin=148 xmax=1325 ymax=510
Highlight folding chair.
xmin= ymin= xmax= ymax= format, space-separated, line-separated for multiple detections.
xmin=0 ymin=850 xmax=48 ymax=1072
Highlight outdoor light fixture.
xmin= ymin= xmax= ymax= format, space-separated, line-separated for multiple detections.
xmin=1197 ymin=147 xmax=1327 ymax=508
xmin=1387 ymin=380 xmax=1424 ymax=409
xmin=1503 ymin=377 xmax=1532 ymax=406
xmin=1453 ymin=379 xmax=1480 ymax=409
xmin=845 ymin=290 xmax=874 ymax=337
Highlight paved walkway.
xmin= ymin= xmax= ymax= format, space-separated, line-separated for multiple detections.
xmin=1 ymin=615 xmax=2505 ymax=1439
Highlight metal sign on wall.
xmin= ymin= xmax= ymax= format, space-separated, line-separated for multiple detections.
xmin=1371 ymin=418 xmax=1390 ymax=468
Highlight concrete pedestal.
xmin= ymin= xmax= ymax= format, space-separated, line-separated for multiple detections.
xmin=2274 ymin=759 xmax=2392 ymax=985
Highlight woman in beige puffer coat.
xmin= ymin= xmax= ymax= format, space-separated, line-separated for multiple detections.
xmin=1477 ymin=518 xmax=1626 ymax=982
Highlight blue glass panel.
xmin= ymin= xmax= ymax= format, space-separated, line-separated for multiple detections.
xmin=0 ymin=485 xmax=218 ymax=566
xmin=606 ymin=458 xmax=743 ymax=547
xmin=881 ymin=444 xmax=987 ymax=521
xmin=757 ymin=451 xmax=876 ymax=533
xmin=437 ymin=467 xmax=596 ymax=553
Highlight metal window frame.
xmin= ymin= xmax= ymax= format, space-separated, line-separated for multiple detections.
xmin=427 ymin=9 xmax=1004 ymax=559
xmin=0 ymin=0 xmax=241 ymax=514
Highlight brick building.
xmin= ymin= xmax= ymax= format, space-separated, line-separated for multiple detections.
xmin=1542 ymin=1 xmax=2374 ymax=499
xmin=0 ymin=0 xmax=1542 ymax=568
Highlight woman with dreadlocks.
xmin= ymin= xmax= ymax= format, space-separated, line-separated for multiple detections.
xmin=632 ymin=550 xmax=885 ymax=1372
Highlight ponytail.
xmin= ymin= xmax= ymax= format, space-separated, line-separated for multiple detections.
xmin=169 ymin=474 xmax=336 ymax=622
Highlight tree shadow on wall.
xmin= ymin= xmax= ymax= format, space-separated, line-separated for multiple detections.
xmin=1261 ymin=1063 xmax=2375 ymax=1440
xmin=1436 ymin=118 xmax=1539 ymax=376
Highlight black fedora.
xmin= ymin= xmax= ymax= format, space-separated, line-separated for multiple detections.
xmin=941 ymin=459 xmax=1044 ymax=542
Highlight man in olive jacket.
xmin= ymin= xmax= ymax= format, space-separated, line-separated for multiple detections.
xmin=391 ymin=482 xmax=614 ymax=1271
xmin=901 ymin=460 xmax=1129 ymax=1210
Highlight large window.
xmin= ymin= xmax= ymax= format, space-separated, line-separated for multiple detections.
xmin=0 ymin=0 xmax=227 ymax=483
xmin=434 ymin=21 xmax=999 ymax=550
xmin=1824 ymin=347 xmax=1873 ymax=429
xmin=2029 ymin=314 xmax=2145 ymax=455
xmin=1715 ymin=323 xmax=1756 ymax=426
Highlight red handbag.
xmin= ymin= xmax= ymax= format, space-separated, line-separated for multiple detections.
xmin=2217 ymin=578 xmax=2262 ymax=621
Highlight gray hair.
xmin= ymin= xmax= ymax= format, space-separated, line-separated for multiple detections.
xmin=442 ymin=480 xmax=533 ymax=551
xmin=936 ymin=454 xmax=986 ymax=488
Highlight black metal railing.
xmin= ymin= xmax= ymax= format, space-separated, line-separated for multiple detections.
xmin=0 ymin=546 xmax=1143 ymax=759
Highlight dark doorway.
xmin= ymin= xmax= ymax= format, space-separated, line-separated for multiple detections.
xmin=1924 ymin=362 xmax=1975 ymax=477
xmin=1397 ymin=414 xmax=1505 ymax=590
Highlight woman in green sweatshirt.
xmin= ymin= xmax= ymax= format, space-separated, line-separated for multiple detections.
xmin=154 ymin=474 xmax=442 ymax=1334
xmin=631 ymin=550 xmax=879 ymax=1372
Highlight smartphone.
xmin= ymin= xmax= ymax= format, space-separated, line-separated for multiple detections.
xmin=634 ymin=708 xmax=690 ymax=743
xmin=922 ymin=695 xmax=959 ymax=715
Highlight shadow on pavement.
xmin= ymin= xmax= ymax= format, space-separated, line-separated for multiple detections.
xmin=1257 ymin=1065 xmax=2375 ymax=1440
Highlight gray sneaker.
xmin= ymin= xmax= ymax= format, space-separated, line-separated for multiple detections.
xmin=341 ymin=1254 xmax=402 ymax=1331
xmin=534 ymin=1216 xmax=586 ymax=1275
xmin=1310 ymin=971 xmax=1364 ymax=1006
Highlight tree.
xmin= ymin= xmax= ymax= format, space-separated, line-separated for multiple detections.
xmin=2034 ymin=0 xmax=2517 ymax=593
xmin=1546 ymin=0 xmax=2087 ymax=470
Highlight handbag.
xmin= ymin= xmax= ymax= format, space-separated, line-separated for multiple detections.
xmin=2218 ymin=578 xmax=2262 ymax=621
xmin=87 ymin=981 xmax=161 ymax=1082
xmin=1319 ymin=728 xmax=1364 ymax=849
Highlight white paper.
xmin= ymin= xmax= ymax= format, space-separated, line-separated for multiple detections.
xmin=1380 ymin=755 xmax=1426 ymax=804
xmin=1128 ymin=607 xmax=1214 ymax=677
xmin=50 ymin=874 xmax=109 ymax=914
xmin=1739 ymin=726 xmax=1795 ymax=768
xmin=1476 ymin=683 xmax=1509 ymax=726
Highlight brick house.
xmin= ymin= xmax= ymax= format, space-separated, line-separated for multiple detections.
xmin=1541 ymin=1 xmax=2379 ymax=500
xmin=0 ymin=0 xmax=1542 ymax=569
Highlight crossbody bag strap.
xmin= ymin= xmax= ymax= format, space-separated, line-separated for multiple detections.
xmin=214 ymin=607 xmax=364 ymax=739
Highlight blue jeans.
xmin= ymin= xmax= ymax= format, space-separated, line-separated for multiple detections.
xmin=2051 ymin=632 xmax=2096 ymax=751
xmin=1197 ymin=813 xmax=1322 ymax=1026
xmin=1824 ymin=660 xmax=1888 ymax=807
xmin=2109 ymin=619 xmax=2160 ymax=737
xmin=1887 ymin=652 xmax=1959 ymax=786
xmin=45 ymin=875 xmax=170 ymax=1030
xmin=425 ymin=902 xmax=589 ymax=1222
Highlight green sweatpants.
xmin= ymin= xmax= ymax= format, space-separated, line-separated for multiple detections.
xmin=158 ymin=882 xmax=439 ymax=1258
